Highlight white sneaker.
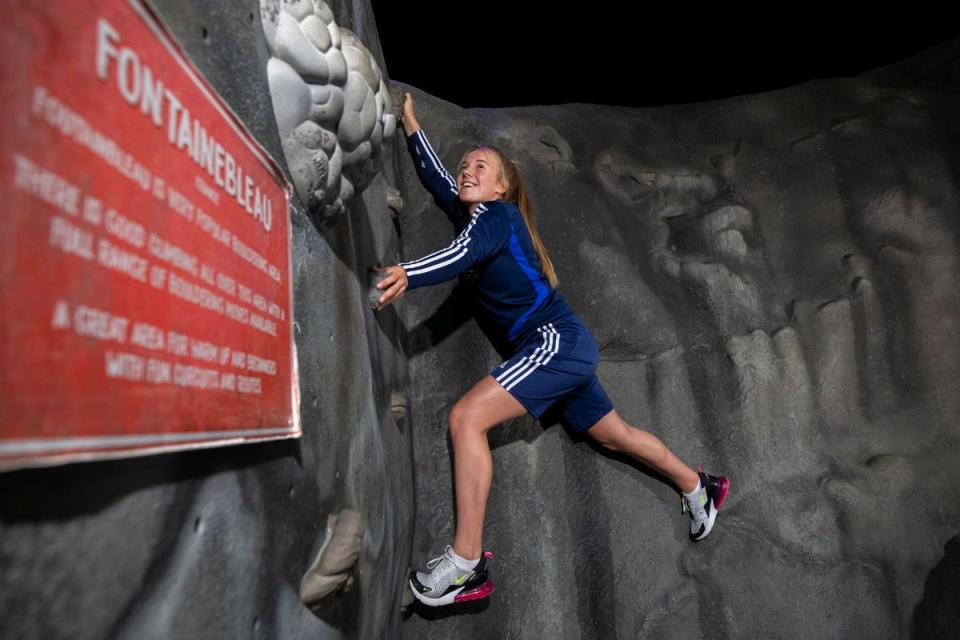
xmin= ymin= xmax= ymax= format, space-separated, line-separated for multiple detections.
xmin=682 ymin=469 xmax=730 ymax=541
xmin=408 ymin=546 xmax=494 ymax=607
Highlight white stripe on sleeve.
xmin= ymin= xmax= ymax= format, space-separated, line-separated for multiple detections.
xmin=399 ymin=205 xmax=488 ymax=274
xmin=417 ymin=130 xmax=458 ymax=195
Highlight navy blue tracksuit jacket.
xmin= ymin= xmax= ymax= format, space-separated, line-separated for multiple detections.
xmin=400 ymin=129 xmax=574 ymax=348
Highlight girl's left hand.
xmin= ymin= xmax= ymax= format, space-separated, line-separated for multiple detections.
xmin=374 ymin=265 xmax=408 ymax=308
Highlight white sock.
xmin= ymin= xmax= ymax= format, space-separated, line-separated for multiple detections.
xmin=450 ymin=548 xmax=480 ymax=571
xmin=683 ymin=480 xmax=703 ymax=500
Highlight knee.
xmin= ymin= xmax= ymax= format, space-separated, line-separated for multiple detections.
xmin=448 ymin=402 xmax=476 ymax=442
xmin=592 ymin=424 xmax=629 ymax=453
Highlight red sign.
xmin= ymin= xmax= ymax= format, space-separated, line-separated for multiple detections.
xmin=0 ymin=0 xmax=299 ymax=469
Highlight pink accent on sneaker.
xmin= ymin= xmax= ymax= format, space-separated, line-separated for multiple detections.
xmin=696 ymin=463 xmax=704 ymax=473
xmin=715 ymin=476 xmax=730 ymax=509
xmin=454 ymin=579 xmax=494 ymax=603
xmin=483 ymin=551 xmax=494 ymax=560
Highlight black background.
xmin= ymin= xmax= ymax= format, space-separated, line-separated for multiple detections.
xmin=370 ymin=2 xmax=958 ymax=108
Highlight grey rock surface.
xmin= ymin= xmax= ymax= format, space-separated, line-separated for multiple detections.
xmin=395 ymin=40 xmax=960 ymax=638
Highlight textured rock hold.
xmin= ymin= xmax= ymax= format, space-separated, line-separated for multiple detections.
xmin=391 ymin=392 xmax=408 ymax=422
xmin=299 ymin=510 xmax=364 ymax=604
xmin=261 ymin=0 xmax=395 ymax=223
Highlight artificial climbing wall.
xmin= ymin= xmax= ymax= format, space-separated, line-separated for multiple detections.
xmin=1 ymin=1 xmax=414 ymax=638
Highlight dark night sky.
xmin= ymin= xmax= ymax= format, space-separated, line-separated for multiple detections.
xmin=370 ymin=2 xmax=958 ymax=109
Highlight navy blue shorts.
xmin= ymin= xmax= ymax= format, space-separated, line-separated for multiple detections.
xmin=492 ymin=316 xmax=614 ymax=432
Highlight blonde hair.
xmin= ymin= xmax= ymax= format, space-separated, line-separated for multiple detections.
xmin=459 ymin=144 xmax=558 ymax=287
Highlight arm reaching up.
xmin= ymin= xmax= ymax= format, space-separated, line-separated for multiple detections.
xmin=400 ymin=92 xmax=461 ymax=221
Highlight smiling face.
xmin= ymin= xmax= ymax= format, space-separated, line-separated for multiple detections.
xmin=457 ymin=148 xmax=508 ymax=207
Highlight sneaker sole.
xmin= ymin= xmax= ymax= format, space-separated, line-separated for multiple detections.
xmin=714 ymin=476 xmax=730 ymax=509
xmin=408 ymin=578 xmax=494 ymax=607
xmin=454 ymin=579 xmax=494 ymax=603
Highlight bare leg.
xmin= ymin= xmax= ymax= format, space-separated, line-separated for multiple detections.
xmin=447 ymin=375 xmax=527 ymax=560
xmin=585 ymin=410 xmax=699 ymax=493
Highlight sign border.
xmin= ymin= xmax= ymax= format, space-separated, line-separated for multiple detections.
xmin=0 ymin=0 xmax=301 ymax=471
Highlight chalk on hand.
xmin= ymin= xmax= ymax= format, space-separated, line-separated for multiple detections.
xmin=368 ymin=269 xmax=388 ymax=310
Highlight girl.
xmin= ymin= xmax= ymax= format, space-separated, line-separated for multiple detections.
xmin=377 ymin=92 xmax=729 ymax=608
